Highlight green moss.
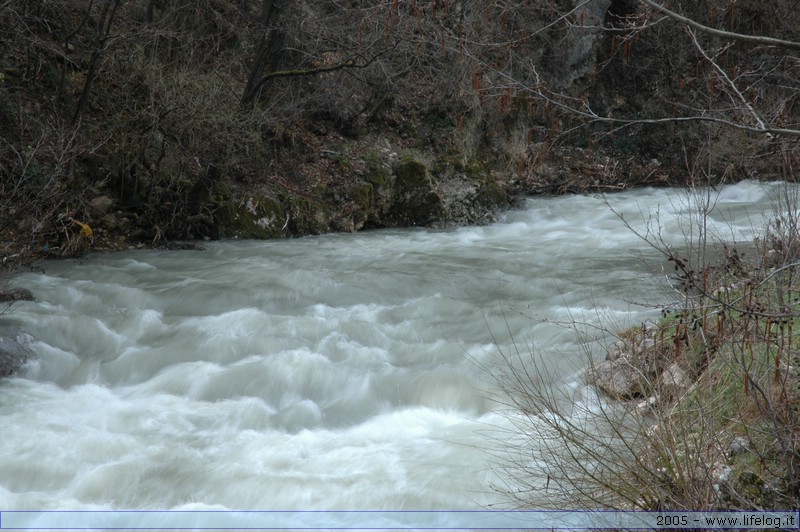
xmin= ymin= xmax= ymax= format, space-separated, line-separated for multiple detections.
xmin=479 ymin=176 xmax=508 ymax=206
xmin=456 ymin=157 xmax=509 ymax=206
xmin=354 ymin=183 xmax=374 ymax=210
xmin=216 ymin=194 xmax=286 ymax=239
xmin=359 ymin=151 xmax=390 ymax=187
xmin=346 ymin=183 xmax=375 ymax=228
xmin=367 ymin=165 xmax=389 ymax=186
xmin=335 ymin=155 xmax=353 ymax=173
xmin=283 ymin=194 xmax=330 ymax=235
xmin=394 ymin=158 xmax=429 ymax=188
xmin=391 ymin=158 xmax=444 ymax=226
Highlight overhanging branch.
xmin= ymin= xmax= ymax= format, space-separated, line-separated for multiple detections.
xmin=249 ymin=52 xmax=382 ymax=104
xmin=487 ymin=63 xmax=800 ymax=138
xmin=687 ymin=28 xmax=772 ymax=134
xmin=640 ymin=0 xmax=800 ymax=51
xmin=257 ymin=59 xmax=357 ymax=83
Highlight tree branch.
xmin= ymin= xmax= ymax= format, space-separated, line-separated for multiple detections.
xmin=249 ymin=54 xmax=381 ymax=102
xmin=639 ymin=0 xmax=800 ymax=51
xmin=494 ymin=64 xmax=800 ymax=138
xmin=687 ymin=28 xmax=772 ymax=135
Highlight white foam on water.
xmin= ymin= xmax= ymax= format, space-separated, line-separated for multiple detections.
xmin=0 ymin=181 xmax=788 ymax=513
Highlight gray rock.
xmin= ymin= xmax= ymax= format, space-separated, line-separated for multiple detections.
xmin=606 ymin=342 xmax=627 ymax=361
xmin=389 ymin=158 xmax=445 ymax=226
xmin=635 ymin=395 xmax=658 ymax=414
xmin=729 ymin=436 xmax=751 ymax=456
xmin=656 ymin=362 xmax=691 ymax=399
xmin=554 ymin=0 xmax=613 ymax=89
xmin=586 ymin=358 xmax=649 ymax=400
xmin=712 ymin=464 xmax=733 ymax=496
xmin=0 ymin=332 xmax=34 ymax=377
xmin=90 ymin=195 xmax=114 ymax=214
xmin=638 ymin=338 xmax=656 ymax=351
xmin=0 ymin=287 xmax=34 ymax=303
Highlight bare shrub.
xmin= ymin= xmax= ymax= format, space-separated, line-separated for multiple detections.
xmin=0 ymin=93 xmax=99 ymax=267
xmin=492 ymin=184 xmax=800 ymax=512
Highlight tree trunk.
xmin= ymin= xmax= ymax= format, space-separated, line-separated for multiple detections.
xmin=240 ymin=0 xmax=281 ymax=107
xmin=72 ymin=0 xmax=122 ymax=125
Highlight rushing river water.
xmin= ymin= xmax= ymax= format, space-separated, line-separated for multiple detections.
xmin=0 ymin=182 xmax=783 ymax=526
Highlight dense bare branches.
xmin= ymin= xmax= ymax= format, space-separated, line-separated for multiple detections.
xmin=493 ymin=185 xmax=800 ymax=511
xmin=3 ymin=0 xmax=800 ymax=264
xmin=640 ymin=0 xmax=800 ymax=51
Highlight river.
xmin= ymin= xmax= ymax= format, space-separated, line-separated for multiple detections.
xmin=0 ymin=182 xmax=779 ymax=527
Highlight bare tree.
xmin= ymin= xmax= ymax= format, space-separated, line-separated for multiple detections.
xmin=240 ymin=0 xmax=280 ymax=107
xmin=71 ymin=0 xmax=124 ymax=124
xmin=477 ymin=0 xmax=800 ymax=512
xmin=438 ymin=0 xmax=800 ymax=182
xmin=240 ymin=0 xmax=400 ymax=110
xmin=491 ymin=184 xmax=800 ymax=511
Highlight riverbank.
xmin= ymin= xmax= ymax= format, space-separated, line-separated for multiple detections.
xmin=0 ymin=117 xmax=691 ymax=271
xmin=1 ymin=0 xmax=798 ymax=515
xmin=4 ymin=1 xmax=798 ymax=274
xmin=2 ymin=176 xmax=797 ymax=513
xmin=582 ymin=190 xmax=800 ymax=511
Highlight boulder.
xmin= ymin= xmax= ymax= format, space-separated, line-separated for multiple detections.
xmin=729 ymin=436 xmax=751 ymax=457
xmin=586 ymin=358 xmax=649 ymax=400
xmin=433 ymin=161 xmax=510 ymax=227
xmin=592 ymin=322 xmax=679 ymax=401
xmin=90 ymin=195 xmax=114 ymax=214
xmin=0 ymin=332 xmax=34 ymax=377
xmin=389 ymin=158 xmax=445 ymax=226
xmin=552 ymin=0 xmax=613 ymax=89
xmin=656 ymin=362 xmax=692 ymax=399
xmin=353 ymin=155 xmax=510 ymax=230
xmin=0 ymin=287 xmax=34 ymax=303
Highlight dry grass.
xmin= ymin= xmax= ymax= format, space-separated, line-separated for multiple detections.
xmin=492 ymin=185 xmax=800 ymax=511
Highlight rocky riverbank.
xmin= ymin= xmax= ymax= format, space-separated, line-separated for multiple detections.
xmin=585 ymin=237 xmax=800 ymax=510
xmin=6 ymin=0 xmax=796 ymax=270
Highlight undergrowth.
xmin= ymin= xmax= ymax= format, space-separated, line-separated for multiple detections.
xmin=494 ymin=185 xmax=800 ymax=512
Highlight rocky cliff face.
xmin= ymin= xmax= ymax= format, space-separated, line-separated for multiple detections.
xmin=555 ymin=0 xmax=614 ymax=90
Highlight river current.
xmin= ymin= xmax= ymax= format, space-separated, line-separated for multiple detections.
xmin=0 ymin=182 xmax=780 ymax=523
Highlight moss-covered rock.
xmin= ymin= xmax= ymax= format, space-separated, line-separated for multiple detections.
xmin=428 ymin=158 xmax=512 ymax=227
xmin=283 ymin=194 xmax=332 ymax=235
xmin=463 ymin=159 xmax=510 ymax=207
xmin=389 ymin=158 xmax=445 ymax=226
xmin=348 ymin=183 xmax=375 ymax=230
xmin=216 ymin=194 xmax=286 ymax=239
